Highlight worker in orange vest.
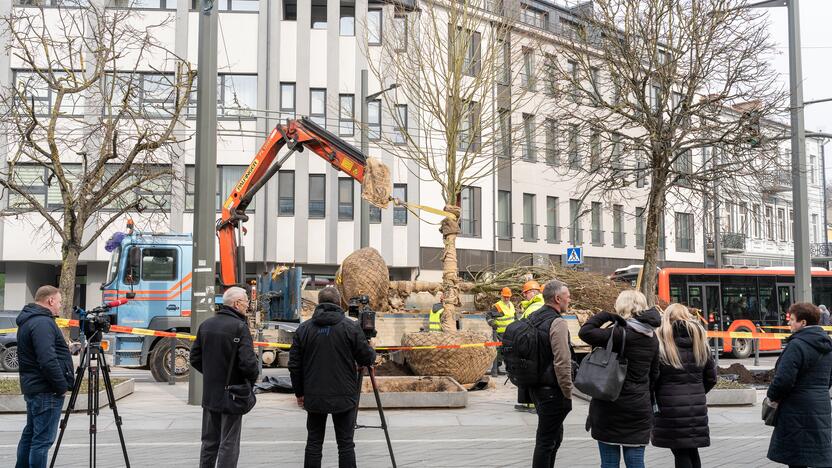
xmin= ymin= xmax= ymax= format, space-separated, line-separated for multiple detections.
xmin=488 ymin=288 xmax=515 ymax=376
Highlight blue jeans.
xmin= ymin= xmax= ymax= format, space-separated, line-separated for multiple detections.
xmin=16 ymin=393 xmax=65 ymax=468
xmin=598 ymin=442 xmax=645 ymax=468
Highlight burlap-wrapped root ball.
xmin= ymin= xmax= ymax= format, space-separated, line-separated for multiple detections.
xmin=336 ymin=247 xmax=389 ymax=312
xmin=401 ymin=330 xmax=496 ymax=385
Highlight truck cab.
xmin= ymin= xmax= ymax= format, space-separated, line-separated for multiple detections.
xmin=102 ymin=230 xmax=193 ymax=382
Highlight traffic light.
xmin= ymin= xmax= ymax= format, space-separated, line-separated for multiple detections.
xmin=741 ymin=110 xmax=762 ymax=148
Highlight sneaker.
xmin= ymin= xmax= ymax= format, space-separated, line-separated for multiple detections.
xmin=514 ymin=404 xmax=528 ymax=411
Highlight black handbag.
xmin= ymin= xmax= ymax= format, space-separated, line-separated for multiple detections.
xmin=761 ymin=397 xmax=778 ymax=426
xmin=221 ymin=324 xmax=257 ymax=415
xmin=574 ymin=324 xmax=628 ymax=401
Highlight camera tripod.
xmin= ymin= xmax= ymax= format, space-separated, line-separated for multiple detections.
xmin=50 ymin=330 xmax=130 ymax=468
xmin=355 ymin=366 xmax=397 ymax=468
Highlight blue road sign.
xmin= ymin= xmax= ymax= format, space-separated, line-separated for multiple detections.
xmin=566 ymin=247 xmax=583 ymax=265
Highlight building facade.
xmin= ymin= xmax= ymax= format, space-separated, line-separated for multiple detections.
xmin=0 ymin=0 xmax=826 ymax=309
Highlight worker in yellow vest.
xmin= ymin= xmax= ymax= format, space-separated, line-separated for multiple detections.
xmin=428 ymin=292 xmax=444 ymax=332
xmin=488 ymin=287 xmax=515 ymax=376
xmin=520 ymin=280 xmax=544 ymax=318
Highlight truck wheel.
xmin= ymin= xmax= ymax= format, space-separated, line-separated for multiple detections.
xmin=731 ymin=328 xmax=753 ymax=359
xmin=149 ymin=339 xmax=191 ymax=383
xmin=1 ymin=345 xmax=18 ymax=372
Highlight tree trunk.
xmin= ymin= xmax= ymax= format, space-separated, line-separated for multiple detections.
xmin=440 ymin=205 xmax=462 ymax=333
xmin=58 ymin=245 xmax=81 ymax=320
xmin=640 ymin=175 xmax=668 ymax=305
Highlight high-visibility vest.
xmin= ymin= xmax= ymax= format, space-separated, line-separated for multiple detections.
xmin=429 ymin=306 xmax=443 ymax=332
xmin=492 ymin=301 xmax=516 ymax=334
xmin=521 ymin=294 xmax=545 ymax=319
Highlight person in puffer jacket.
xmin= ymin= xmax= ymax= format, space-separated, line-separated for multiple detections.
xmin=651 ymin=304 xmax=717 ymax=468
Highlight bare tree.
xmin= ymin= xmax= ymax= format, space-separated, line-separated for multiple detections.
xmin=364 ymin=0 xmax=540 ymax=331
xmin=0 ymin=3 xmax=194 ymax=317
xmin=542 ymin=0 xmax=786 ymax=303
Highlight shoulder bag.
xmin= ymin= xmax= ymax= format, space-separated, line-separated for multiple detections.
xmin=221 ymin=323 xmax=257 ymax=415
xmin=574 ymin=324 xmax=628 ymax=401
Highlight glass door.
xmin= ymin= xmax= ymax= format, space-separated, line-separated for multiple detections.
xmin=776 ymin=284 xmax=794 ymax=324
xmin=688 ymin=283 xmax=722 ymax=328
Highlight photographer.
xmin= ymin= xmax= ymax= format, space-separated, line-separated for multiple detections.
xmin=288 ymin=287 xmax=376 ymax=468
xmin=15 ymin=285 xmax=74 ymax=468
xmin=190 ymin=287 xmax=259 ymax=468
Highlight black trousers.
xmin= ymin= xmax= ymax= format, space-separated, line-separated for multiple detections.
xmin=200 ymin=409 xmax=243 ymax=468
xmin=670 ymin=447 xmax=701 ymax=468
xmin=530 ymin=387 xmax=572 ymax=468
xmin=304 ymin=408 xmax=357 ymax=468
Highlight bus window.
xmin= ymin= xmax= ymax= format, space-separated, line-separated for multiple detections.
xmin=669 ymin=276 xmax=686 ymax=304
xmin=777 ymin=285 xmax=793 ymax=320
xmin=720 ymin=276 xmax=760 ymax=324
xmin=812 ymin=277 xmax=832 ymax=309
xmin=758 ymin=276 xmax=779 ymax=325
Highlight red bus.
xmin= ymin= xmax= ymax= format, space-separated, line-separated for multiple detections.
xmin=611 ymin=267 xmax=832 ymax=358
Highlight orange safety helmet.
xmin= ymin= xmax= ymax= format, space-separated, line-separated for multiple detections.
xmin=522 ymin=280 xmax=541 ymax=294
xmin=500 ymin=287 xmax=512 ymax=298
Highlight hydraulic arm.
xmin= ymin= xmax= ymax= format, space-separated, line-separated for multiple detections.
xmin=216 ymin=117 xmax=368 ymax=287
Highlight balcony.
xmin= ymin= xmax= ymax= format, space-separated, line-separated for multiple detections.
xmin=591 ymin=229 xmax=604 ymax=246
xmin=706 ymin=232 xmax=746 ymax=254
xmin=545 ymin=225 xmax=562 ymax=244
xmin=613 ymin=231 xmax=625 ymax=248
xmin=811 ymin=243 xmax=832 ymax=260
xmin=760 ymin=168 xmax=791 ymax=193
xmin=522 ymin=223 xmax=539 ymax=242
xmin=496 ymin=221 xmax=512 ymax=240
xmin=569 ymin=227 xmax=584 ymax=245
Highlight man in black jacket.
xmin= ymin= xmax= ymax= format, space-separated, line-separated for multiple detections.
xmin=289 ymin=287 xmax=376 ymax=468
xmin=190 ymin=286 xmax=259 ymax=468
xmin=16 ymin=285 xmax=74 ymax=468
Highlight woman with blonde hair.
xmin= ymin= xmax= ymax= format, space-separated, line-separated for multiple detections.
xmin=579 ymin=290 xmax=661 ymax=468
xmin=651 ymin=303 xmax=717 ymax=468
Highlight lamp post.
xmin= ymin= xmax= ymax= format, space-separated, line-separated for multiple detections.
xmin=359 ymin=69 xmax=398 ymax=248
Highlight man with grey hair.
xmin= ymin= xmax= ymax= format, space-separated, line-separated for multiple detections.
xmin=528 ymin=279 xmax=574 ymax=468
xmin=191 ymin=286 xmax=259 ymax=468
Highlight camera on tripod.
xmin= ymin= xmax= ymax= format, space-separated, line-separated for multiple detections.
xmin=76 ymin=298 xmax=126 ymax=340
xmin=347 ymin=295 xmax=376 ymax=340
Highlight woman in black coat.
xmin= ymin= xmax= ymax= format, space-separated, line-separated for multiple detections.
xmin=578 ymin=290 xmax=660 ymax=468
xmin=651 ymin=304 xmax=717 ymax=468
xmin=767 ymin=302 xmax=832 ymax=468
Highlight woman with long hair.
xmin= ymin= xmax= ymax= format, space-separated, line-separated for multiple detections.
xmin=651 ymin=304 xmax=717 ymax=468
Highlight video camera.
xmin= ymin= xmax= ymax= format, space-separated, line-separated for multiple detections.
xmin=347 ymin=295 xmax=377 ymax=340
xmin=77 ymin=298 xmax=127 ymax=340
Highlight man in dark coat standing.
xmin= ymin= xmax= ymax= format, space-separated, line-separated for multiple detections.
xmin=16 ymin=285 xmax=74 ymax=468
xmin=767 ymin=302 xmax=832 ymax=468
xmin=289 ymin=287 xmax=376 ymax=468
xmin=190 ymin=286 xmax=259 ymax=468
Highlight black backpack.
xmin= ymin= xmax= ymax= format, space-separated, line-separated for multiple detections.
xmin=502 ymin=311 xmax=556 ymax=387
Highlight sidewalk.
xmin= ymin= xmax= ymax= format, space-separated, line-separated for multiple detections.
xmin=0 ymin=378 xmax=781 ymax=467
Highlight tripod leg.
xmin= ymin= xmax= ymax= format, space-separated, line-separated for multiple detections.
xmin=50 ymin=347 xmax=88 ymax=468
xmin=98 ymin=348 xmax=131 ymax=468
xmin=90 ymin=350 xmax=97 ymax=468
xmin=368 ymin=368 xmax=397 ymax=468
xmin=353 ymin=369 xmax=365 ymax=429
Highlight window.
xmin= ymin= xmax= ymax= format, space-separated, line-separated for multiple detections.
xmin=568 ymin=124 xmax=579 ymax=168
xmin=215 ymin=166 xmax=254 ymax=212
xmin=498 ymin=110 xmax=511 ymax=159
xmin=651 ymin=84 xmax=661 ymax=112
xmin=368 ymin=9 xmax=382 ymax=45
xmin=368 ymin=99 xmax=381 ymax=140
xmin=218 ymin=74 xmax=257 ymax=117
xmin=810 ymin=155 xmax=818 ymax=185
xmin=777 ymin=208 xmax=786 ymax=241
xmin=394 ymin=104 xmax=408 ymax=144
xmin=461 ymin=29 xmax=481 ymax=76
xmin=141 ymin=74 xmax=175 ymax=117
xmin=544 ymin=54 xmax=557 ymax=96
xmin=459 ymin=186 xmax=481 ymax=237
xmin=369 ymin=205 xmax=381 ymax=224
xmin=739 ymin=202 xmax=748 ymax=237
xmin=338 ymin=178 xmax=354 ymax=220
xmin=611 ymin=134 xmax=622 ymax=169
xmin=522 ymin=114 xmax=535 ymax=162
xmin=546 ymin=196 xmax=560 ymax=243
xmin=613 ymin=205 xmax=624 ymax=247
xmin=636 ymin=160 xmax=648 ymax=188
xmin=339 ymin=94 xmax=354 ymax=136
xmin=636 ymin=207 xmax=645 ymax=248
xmin=393 ymin=14 xmax=407 ymax=52
xmin=280 ymin=82 xmax=295 ymax=115
xmin=812 ymin=214 xmax=819 ymax=244
xmin=309 ymin=174 xmax=326 ymax=219
xmin=140 ymin=248 xmax=177 ymax=281
xmin=752 ymin=203 xmax=761 ymax=238
xmin=393 ymin=184 xmax=408 ymax=225
xmin=458 ymin=101 xmax=480 ymax=152
xmin=591 ymin=202 xmax=603 ymax=245
xmin=497 ymin=190 xmax=511 ymax=239
xmin=311 ymin=0 xmax=326 ymax=29
xmin=675 ymin=212 xmax=694 ymax=252
xmin=520 ymin=5 xmax=547 ymax=28
xmin=790 ymin=210 xmax=794 ymax=242
xmin=589 ymin=129 xmax=601 ymax=170
xmin=523 ymin=193 xmax=537 ymax=242
xmin=569 ymin=199 xmax=582 ymax=245
xmin=196 ymin=0 xmax=258 ymax=11
xmin=497 ymin=40 xmax=510 ymax=85
xmin=675 ymin=150 xmax=693 ymax=187
xmin=340 ymin=4 xmax=355 ymax=36
xmin=278 ymin=171 xmax=295 ymax=216
xmin=7 ymin=165 xmax=48 ymax=210
xmin=310 ymin=88 xmax=326 ymax=126
xmin=545 ymin=119 xmax=558 ymax=165
xmin=566 ymin=61 xmax=578 ymax=102
xmin=765 ymin=205 xmax=774 ymax=240
xmin=521 ymin=49 xmax=535 ymax=91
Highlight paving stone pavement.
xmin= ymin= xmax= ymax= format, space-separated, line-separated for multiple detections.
xmin=0 ymin=374 xmax=788 ymax=467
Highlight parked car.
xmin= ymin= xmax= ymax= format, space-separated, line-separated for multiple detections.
xmin=0 ymin=312 xmax=19 ymax=372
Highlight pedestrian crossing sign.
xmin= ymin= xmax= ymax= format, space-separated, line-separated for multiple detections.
xmin=566 ymin=247 xmax=583 ymax=265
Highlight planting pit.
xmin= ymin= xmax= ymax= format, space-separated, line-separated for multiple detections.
xmin=359 ymin=376 xmax=467 ymax=409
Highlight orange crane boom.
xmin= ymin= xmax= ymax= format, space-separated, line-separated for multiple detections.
xmin=216 ymin=117 xmax=368 ymax=287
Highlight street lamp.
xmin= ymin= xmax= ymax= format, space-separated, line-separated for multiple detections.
xmin=359 ymin=69 xmax=399 ymax=248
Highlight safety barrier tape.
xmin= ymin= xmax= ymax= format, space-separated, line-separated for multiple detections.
xmin=761 ymin=325 xmax=832 ymax=331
